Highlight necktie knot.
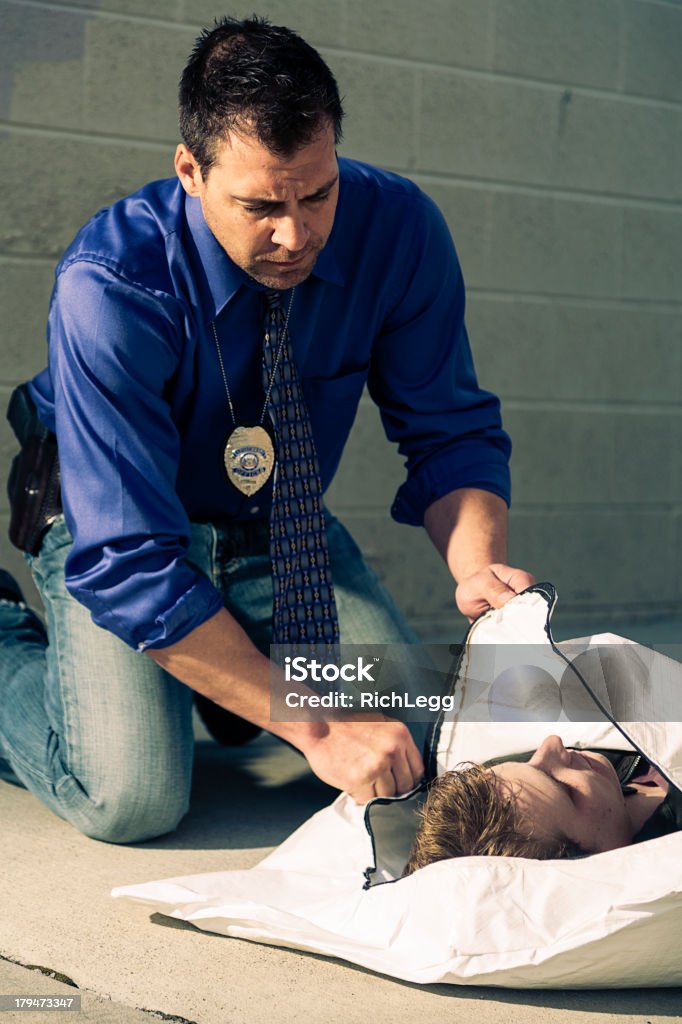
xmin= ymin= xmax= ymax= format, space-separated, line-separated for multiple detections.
xmin=265 ymin=290 xmax=281 ymax=313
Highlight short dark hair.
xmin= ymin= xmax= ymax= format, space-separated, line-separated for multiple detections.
xmin=179 ymin=15 xmax=344 ymax=173
xmin=402 ymin=764 xmax=585 ymax=876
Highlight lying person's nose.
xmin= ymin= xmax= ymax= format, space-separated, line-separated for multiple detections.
xmin=529 ymin=734 xmax=570 ymax=770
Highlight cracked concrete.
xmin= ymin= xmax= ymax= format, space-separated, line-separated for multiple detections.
xmin=0 ymin=956 xmax=196 ymax=1022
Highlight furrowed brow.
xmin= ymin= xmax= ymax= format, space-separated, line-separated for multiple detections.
xmin=232 ymin=174 xmax=339 ymax=205
xmin=306 ymin=174 xmax=339 ymax=197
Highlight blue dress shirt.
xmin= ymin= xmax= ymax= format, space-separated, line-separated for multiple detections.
xmin=28 ymin=158 xmax=511 ymax=651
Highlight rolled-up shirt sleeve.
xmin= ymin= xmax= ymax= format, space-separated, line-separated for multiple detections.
xmin=48 ymin=258 xmax=223 ymax=650
xmin=368 ymin=192 xmax=511 ymax=527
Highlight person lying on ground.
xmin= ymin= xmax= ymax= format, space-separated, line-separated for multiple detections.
xmin=403 ymin=734 xmax=682 ymax=875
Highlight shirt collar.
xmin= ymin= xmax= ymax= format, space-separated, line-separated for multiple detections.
xmin=184 ymin=192 xmax=345 ymax=324
xmin=185 ymin=194 xmax=249 ymax=323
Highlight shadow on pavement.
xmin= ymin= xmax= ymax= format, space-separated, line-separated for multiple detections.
xmin=147 ymin=914 xmax=682 ymax=1016
xmin=126 ymin=735 xmax=336 ymax=852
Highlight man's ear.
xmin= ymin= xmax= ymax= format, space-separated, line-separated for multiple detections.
xmin=175 ymin=144 xmax=204 ymax=197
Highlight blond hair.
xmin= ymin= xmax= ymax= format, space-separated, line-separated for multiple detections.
xmin=402 ymin=764 xmax=583 ymax=876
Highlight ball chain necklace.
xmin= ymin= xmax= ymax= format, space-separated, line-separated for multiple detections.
xmin=210 ymin=286 xmax=295 ymax=496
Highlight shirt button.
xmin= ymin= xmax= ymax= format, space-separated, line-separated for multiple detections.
xmin=251 ymin=506 xmax=260 ymax=514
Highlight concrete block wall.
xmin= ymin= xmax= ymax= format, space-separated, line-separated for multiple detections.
xmin=1 ymin=0 xmax=680 ymax=639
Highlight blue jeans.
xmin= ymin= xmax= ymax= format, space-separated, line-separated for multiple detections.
xmin=0 ymin=512 xmax=420 ymax=844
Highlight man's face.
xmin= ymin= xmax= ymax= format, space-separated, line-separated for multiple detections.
xmin=492 ymin=734 xmax=633 ymax=853
xmin=175 ymin=126 xmax=339 ymax=289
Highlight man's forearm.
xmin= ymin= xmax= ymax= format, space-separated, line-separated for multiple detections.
xmin=145 ymin=604 xmax=424 ymax=801
xmin=423 ymin=486 xmax=534 ymax=620
xmin=423 ymin=487 xmax=508 ymax=582
xmin=146 ymin=606 xmax=322 ymax=750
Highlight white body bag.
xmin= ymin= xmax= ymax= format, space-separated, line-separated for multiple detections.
xmin=113 ymin=585 xmax=682 ymax=988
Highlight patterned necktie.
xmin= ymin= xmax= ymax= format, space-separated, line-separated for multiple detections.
xmin=263 ymin=290 xmax=340 ymax=649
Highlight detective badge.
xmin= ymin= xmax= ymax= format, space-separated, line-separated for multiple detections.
xmin=224 ymin=425 xmax=275 ymax=496
xmin=211 ymin=287 xmax=295 ymax=498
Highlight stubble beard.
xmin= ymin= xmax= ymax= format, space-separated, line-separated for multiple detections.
xmin=246 ymin=240 xmax=325 ymax=289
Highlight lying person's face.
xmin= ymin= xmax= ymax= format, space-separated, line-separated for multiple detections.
xmin=491 ymin=735 xmax=632 ymax=853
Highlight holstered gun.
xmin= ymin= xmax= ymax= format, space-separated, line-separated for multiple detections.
xmin=6 ymin=384 xmax=62 ymax=556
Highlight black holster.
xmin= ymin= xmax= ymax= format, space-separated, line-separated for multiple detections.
xmin=6 ymin=384 xmax=62 ymax=555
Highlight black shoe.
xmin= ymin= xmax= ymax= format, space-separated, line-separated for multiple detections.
xmin=193 ymin=692 xmax=263 ymax=746
xmin=0 ymin=570 xmax=25 ymax=604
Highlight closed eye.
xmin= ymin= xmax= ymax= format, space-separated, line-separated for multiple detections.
xmin=530 ymin=765 xmax=573 ymax=801
xmin=545 ymin=772 xmax=574 ymax=800
xmin=243 ymin=202 xmax=274 ymax=214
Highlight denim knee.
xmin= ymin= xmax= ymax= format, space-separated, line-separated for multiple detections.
xmin=53 ymin=768 xmax=192 ymax=845
xmin=77 ymin=783 xmax=191 ymax=845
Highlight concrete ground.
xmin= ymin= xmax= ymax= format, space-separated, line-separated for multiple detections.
xmin=2 ymin=712 xmax=682 ymax=1024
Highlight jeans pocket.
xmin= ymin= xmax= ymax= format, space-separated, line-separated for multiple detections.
xmin=36 ymin=513 xmax=69 ymax=555
xmin=28 ymin=515 xmax=71 ymax=595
